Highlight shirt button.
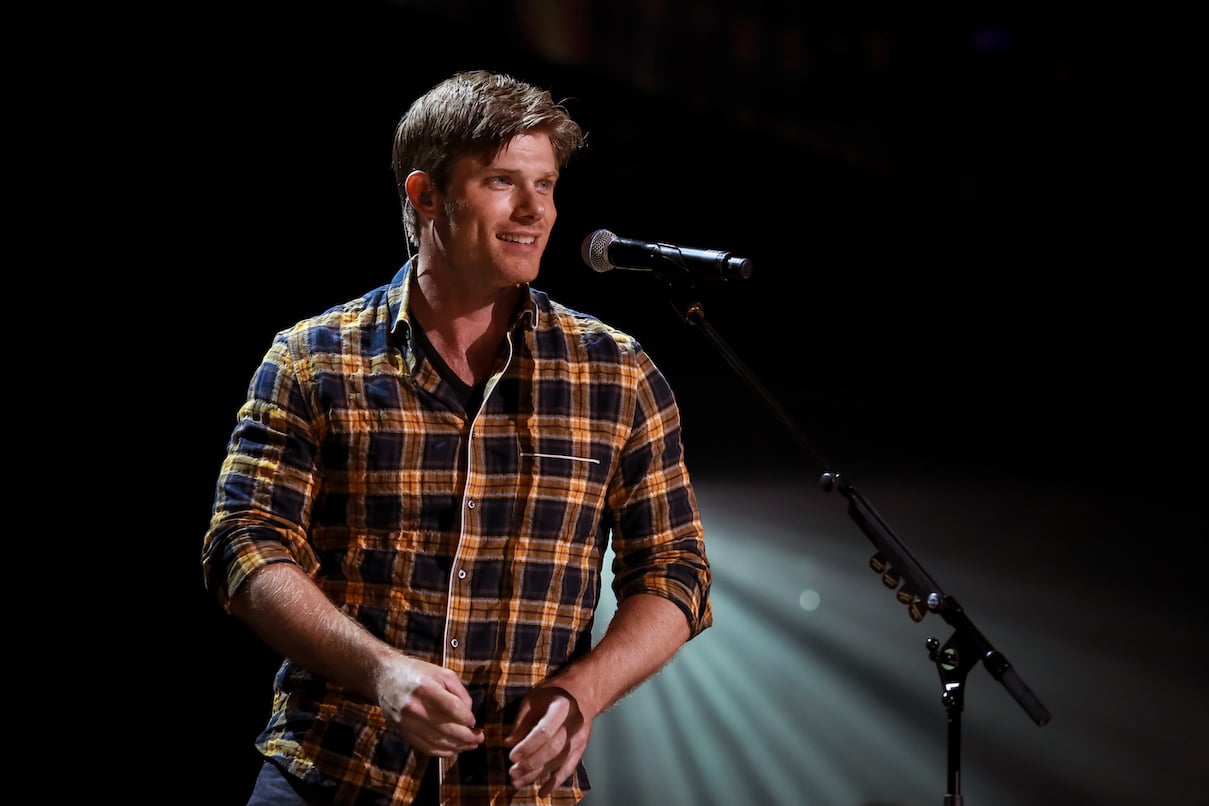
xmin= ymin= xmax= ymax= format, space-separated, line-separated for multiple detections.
xmin=457 ymin=569 xmax=467 ymax=579
xmin=467 ymin=500 xmax=475 ymax=509
xmin=450 ymin=638 xmax=459 ymax=648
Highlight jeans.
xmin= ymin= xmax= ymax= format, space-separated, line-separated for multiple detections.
xmin=247 ymin=758 xmax=439 ymax=806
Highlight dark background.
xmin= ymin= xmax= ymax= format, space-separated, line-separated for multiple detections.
xmin=128 ymin=1 xmax=1203 ymax=803
xmin=174 ymin=0 xmax=1196 ymax=484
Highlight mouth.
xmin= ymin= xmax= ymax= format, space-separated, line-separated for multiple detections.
xmin=498 ymin=233 xmax=538 ymax=245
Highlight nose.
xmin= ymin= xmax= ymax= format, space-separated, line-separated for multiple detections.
xmin=516 ymin=187 xmax=546 ymax=219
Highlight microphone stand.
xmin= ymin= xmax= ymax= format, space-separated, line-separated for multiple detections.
xmin=656 ymin=276 xmax=1052 ymax=806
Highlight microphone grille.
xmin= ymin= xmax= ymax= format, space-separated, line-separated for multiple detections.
xmin=580 ymin=229 xmax=616 ymax=273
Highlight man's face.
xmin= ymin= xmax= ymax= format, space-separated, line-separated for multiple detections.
xmin=435 ymin=132 xmax=560 ymax=290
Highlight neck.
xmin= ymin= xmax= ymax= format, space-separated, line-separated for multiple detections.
xmin=409 ymin=268 xmax=520 ymax=386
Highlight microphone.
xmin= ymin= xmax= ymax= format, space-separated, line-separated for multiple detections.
xmin=580 ymin=229 xmax=753 ymax=281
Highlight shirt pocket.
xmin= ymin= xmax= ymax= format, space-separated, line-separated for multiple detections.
xmin=515 ymin=431 xmax=611 ymax=534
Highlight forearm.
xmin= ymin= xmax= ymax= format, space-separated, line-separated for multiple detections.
xmin=229 ymin=562 xmax=396 ymax=700
xmin=549 ymin=593 xmax=691 ymax=721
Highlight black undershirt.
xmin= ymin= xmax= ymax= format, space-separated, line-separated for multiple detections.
xmin=408 ymin=316 xmax=487 ymax=415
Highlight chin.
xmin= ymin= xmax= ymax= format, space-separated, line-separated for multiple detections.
xmin=503 ymin=260 xmax=542 ymax=286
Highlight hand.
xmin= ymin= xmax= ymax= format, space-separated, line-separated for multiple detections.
xmin=504 ymin=686 xmax=591 ymax=796
xmin=375 ymin=655 xmax=485 ymax=758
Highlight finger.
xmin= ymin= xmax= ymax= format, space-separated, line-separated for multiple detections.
xmin=509 ymin=757 xmax=553 ymax=791
xmin=508 ymin=698 xmax=567 ymax=760
xmin=538 ymin=772 xmax=560 ymax=798
xmin=433 ymin=727 xmax=487 ymax=756
xmin=432 ymin=688 xmax=479 ymax=728
xmin=437 ymin=667 xmax=476 ymax=711
xmin=393 ymin=690 xmax=483 ymax=746
xmin=407 ymin=678 xmax=478 ymax=730
xmin=508 ymin=728 xmax=566 ymax=788
xmin=538 ymin=757 xmax=577 ymax=796
xmin=503 ymin=700 xmax=533 ymax=747
xmin=403 ymin=718 xmax=485 ymax=757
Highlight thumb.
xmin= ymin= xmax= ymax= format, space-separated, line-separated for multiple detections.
xmin=503 ymin=701 xmax=533 ymax=747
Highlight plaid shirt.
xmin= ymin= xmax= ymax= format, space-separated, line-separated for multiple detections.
xmin=202 ymin=262 xmax=713 ymax=805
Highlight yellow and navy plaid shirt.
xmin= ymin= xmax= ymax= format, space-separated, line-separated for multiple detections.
xmin=202 ymin=262 xmax=713 ymax=805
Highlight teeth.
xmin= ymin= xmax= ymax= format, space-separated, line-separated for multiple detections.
xmin=499 ymin=234 xmax=536 ymax=244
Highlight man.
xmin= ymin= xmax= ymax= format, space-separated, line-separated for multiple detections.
xmin=203 ymin=69 xmax=713 ymax=805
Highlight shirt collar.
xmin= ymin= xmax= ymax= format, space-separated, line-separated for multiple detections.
xmin=387 ymin=261 xmax=414 ymax=342
xmin=387 ymin=259 xmax=538 ymax=339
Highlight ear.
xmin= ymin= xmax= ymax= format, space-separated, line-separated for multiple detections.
xmin=404 ymin=170 xmax=436 ymax=212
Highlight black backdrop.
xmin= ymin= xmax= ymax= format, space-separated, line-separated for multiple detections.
xmin=177 ymin=2 xmax=1198 ymax=483
xmin=132 ymin=2 xmax=1202 ymax=803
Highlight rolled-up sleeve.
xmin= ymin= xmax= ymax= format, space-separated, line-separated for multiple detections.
xmin=606 ymin=348 xmax=713 ymax=639
xmin=202 ymin=335 xmax=323 ymax=611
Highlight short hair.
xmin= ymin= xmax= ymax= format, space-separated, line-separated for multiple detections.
xmin=392 ymin=70 xmax=586 ymax=246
